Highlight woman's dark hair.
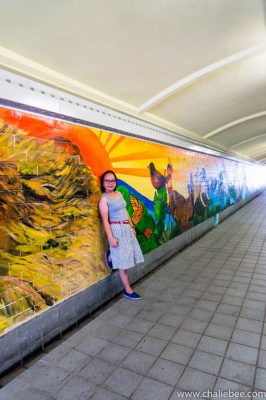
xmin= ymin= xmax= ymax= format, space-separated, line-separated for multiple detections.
xmin=100 ymin=170 xmax=118 ymax=192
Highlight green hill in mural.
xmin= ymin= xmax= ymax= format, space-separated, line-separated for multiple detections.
xmin=117 ymin=186 xmax=180 ymax=254
xmin=0 ymin=120 xmax=108 ymax=335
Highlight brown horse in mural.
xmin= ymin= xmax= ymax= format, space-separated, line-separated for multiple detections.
xmin=166 ymin=163 xmax=194 ymax=230
xmin=148 ymin=162 xmax=194 ymax=231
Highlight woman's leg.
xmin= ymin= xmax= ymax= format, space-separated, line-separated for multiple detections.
xmin=119 ymin=269 xmax=133 ymax=293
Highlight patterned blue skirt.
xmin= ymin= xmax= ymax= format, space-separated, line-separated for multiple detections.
xmin=110 ymin=224 xmax=144 ymax=269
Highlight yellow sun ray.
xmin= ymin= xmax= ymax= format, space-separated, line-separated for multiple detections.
xmin=110 ymin=151 xmax=166 ymax=162
xmin=103 ymin=133 xmax=113 ymax=148
xmin=108 ymin=136 xmax=126 ymax=154
xmin=114 ymin=168 xmax=150 ymax=177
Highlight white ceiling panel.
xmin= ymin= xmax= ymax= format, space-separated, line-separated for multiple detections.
xmin=150 ymin=52 xmax=266 ymax=134
xmin=209 ymin=116 xmax=266 ymax=148
xmin=0 ymin=0 xmax=265 ymax=162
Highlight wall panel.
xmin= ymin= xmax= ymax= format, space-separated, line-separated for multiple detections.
xmin=0 ymin=105 xmax=265 ymax=340
xmin=0 ymin=70 xmax=265 ymax=373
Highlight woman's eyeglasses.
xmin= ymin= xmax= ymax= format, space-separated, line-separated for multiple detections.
xmin=104 ymin=179 xmax=116 ymax=183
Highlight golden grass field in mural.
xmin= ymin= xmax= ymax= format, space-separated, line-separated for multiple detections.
xmin=0 ymin=116 xmax=108 ymax=334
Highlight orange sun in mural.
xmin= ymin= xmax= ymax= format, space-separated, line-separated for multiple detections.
xmin=0 ymin=106 xmax=205 ymax=199
xmin=0 ymin=107 xmax=179 ymax=178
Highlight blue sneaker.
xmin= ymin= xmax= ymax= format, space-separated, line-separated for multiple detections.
xmin=105 ymin=249 xmax=113 ymax=270
xmin=123 ymin=290 xmax=141 ymax=300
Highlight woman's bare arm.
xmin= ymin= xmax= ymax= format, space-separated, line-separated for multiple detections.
xmin=99 ymin=196 xmax=118 ymax=247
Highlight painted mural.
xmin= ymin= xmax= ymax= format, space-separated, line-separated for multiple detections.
xmin=0 ymin=106 xmax=265 ymax=335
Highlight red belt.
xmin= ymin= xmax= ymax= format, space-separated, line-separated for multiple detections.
xmin=110 ymin=221 xmax=129 ymax=224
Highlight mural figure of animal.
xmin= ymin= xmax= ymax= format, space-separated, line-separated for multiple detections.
xmin=168 ymin=169 xmax=194 ymax=230
xmin=148 ymin=162 xmax=194 ymax=231
xmin=147 ymin=162 xmax=170 ymax=238
xmin=193 ymin=167 xmax=211 ymax=217
xmin=148 ymin=162 xmax=169 ymax=189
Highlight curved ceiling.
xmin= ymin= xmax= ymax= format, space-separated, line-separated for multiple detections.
xmin=0 ymin=0 xmax=265 ymax=163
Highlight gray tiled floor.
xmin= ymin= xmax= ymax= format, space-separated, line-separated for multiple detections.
xmin=1 ymin=191 xmax=266 ymax=399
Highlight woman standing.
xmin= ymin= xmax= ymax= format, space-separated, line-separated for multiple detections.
xmin=99 ymin=170 xmax=144 ymax=300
